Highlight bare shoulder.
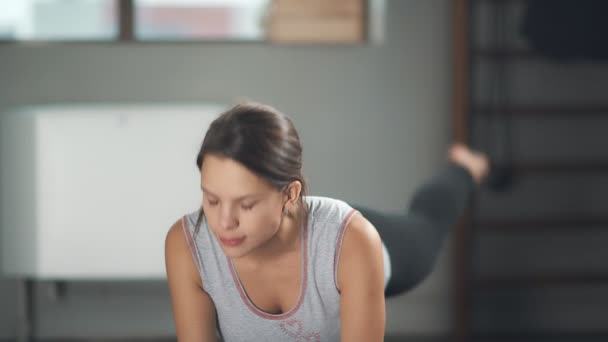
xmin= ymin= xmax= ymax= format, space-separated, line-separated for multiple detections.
xmin=165 ymin=217 xmax=218 ymax=340
xmin=336 ymin=213 xmax=384 ymax=292
xmin=165 ymin=218 xmax=187 ymax=258
xmin=345 ymin=213 xmax=382 ymax=248
xmin=165 ymin=218 xmax=203 ymax=289
xmin=165 ymin=218 xmax=186 ymax=250
xmin=337 ymin=212 xmax=386 ymax=340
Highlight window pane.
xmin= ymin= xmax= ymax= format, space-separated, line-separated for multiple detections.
xmin=0 ymin=0 xmax=118 ymax=41
xmin=135 ymin=0 xmax=270 ymax=41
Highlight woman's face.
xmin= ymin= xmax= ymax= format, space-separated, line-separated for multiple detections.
xmin=200 ymin=154 xmax=288 ymax=258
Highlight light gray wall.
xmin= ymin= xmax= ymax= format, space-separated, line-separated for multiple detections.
xmin=0 ymin=0 xmax=454 ymax=339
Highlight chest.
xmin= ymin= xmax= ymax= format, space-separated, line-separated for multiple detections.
xmin=232 ymin=252 xmax=303 ymax=315
xmin=217 ymin=251 xmax=342 ymax=342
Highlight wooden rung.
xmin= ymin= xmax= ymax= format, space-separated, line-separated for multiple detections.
xmin=474 ymin=217 xmax=608 ymax=231
xmin=473 ymin=105 xmax=608 ymax=116
xmin=474 ymin=273 xmax=608 ymax=288
xmin=472 ymin=47 xmax=538 ymax=60
xmin=510 ymin=162 xmax=608 ymax=174
xmin=469 ymin=332 xmax=608 ymax=341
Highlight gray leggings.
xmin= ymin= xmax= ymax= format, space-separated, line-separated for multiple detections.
xmin=354 ymin=163 xmax=475 ymax=297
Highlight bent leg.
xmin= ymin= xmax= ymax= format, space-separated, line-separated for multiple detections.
xmin=354 ymin=163 xmax=475 ymax=297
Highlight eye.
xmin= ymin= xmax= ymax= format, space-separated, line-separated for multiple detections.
xmin=241 ymin=203 xmax=256 ymax=211
xmin=207 ymin=199 xmax=219 ymax=206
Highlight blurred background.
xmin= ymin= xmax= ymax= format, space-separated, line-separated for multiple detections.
xmin=1 ymin=0 xmax=607 ymax=341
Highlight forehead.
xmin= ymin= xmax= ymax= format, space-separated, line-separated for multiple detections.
xmin=200 ymin=154 xmax=273 ymax=196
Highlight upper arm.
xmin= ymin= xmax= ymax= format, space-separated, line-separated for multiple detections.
xmin=337 ymin=213 xmax=386 ymax=342
xmin=165 ymin=219 xmax=218 ymax=342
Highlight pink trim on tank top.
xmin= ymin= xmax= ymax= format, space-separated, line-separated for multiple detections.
xmin=333 ymin=208 xmax=360 ymax=292
xmin=182 ymin=215 xmax=203 ymax=271
xmin=227 ymin=209 xmax=309 ymax=320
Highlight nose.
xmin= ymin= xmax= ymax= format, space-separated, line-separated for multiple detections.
xmin=218 ymin=204 xmax=239 ymax=231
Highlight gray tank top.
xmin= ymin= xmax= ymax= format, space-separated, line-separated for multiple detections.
xmin=181 ymin=196 xmax=359 ymax=342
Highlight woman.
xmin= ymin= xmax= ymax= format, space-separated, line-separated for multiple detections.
xmin=165 ymin=102 xmax=489 ymax=341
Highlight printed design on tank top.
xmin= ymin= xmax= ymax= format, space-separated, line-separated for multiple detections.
xmin=279 ymin=318 xmax=321 ymax=342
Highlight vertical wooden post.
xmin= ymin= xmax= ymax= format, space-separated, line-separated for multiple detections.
xmin=452 ymin=0 xmax=470 ymax=143
xmin=452 ymin=0 xmax=472 ymax=342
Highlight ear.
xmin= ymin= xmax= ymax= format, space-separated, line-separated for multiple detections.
xmin=283 ymin=180 xmax=302 ymax=209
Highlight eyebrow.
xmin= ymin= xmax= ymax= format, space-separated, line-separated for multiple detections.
xmin=200 ymin=186 xmax=261 ymax=201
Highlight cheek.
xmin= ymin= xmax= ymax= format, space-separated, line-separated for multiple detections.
xmin=253 ymin=209 xmax=279 ymax=226
xmin=249 ymin=207 xmax=283 ymax=234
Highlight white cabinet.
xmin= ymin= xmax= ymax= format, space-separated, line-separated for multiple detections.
xmin=0 ymin=104 xmax=222 ymax=279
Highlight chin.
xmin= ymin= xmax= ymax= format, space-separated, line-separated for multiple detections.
xmin=221 ymin=246 xmax=250 ymax=259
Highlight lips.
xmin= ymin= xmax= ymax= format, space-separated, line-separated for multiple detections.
xmin=219 ymin=236 xmax=246 ymax=247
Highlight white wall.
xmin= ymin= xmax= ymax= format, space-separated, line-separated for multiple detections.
xmin=0 ymin=0 xmax=454 ymax=338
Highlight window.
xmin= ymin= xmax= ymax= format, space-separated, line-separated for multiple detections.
xmin=1 ymin=0 xmax=378 ymax=44
xmin=0 ymin=0 xmax=118 ymax=41
xmin=135 ymin=0 xmax=269 ymax=41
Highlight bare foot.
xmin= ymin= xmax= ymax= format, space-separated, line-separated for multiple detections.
xmin=448 ymin=143 xmax=490 ymax=185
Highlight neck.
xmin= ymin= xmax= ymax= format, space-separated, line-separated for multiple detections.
xmin=238 ymin=203 xmax=305 ymax=264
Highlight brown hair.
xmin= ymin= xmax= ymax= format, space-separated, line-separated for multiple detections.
xmin=193 ymin=102 xmax=308 ymax=235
